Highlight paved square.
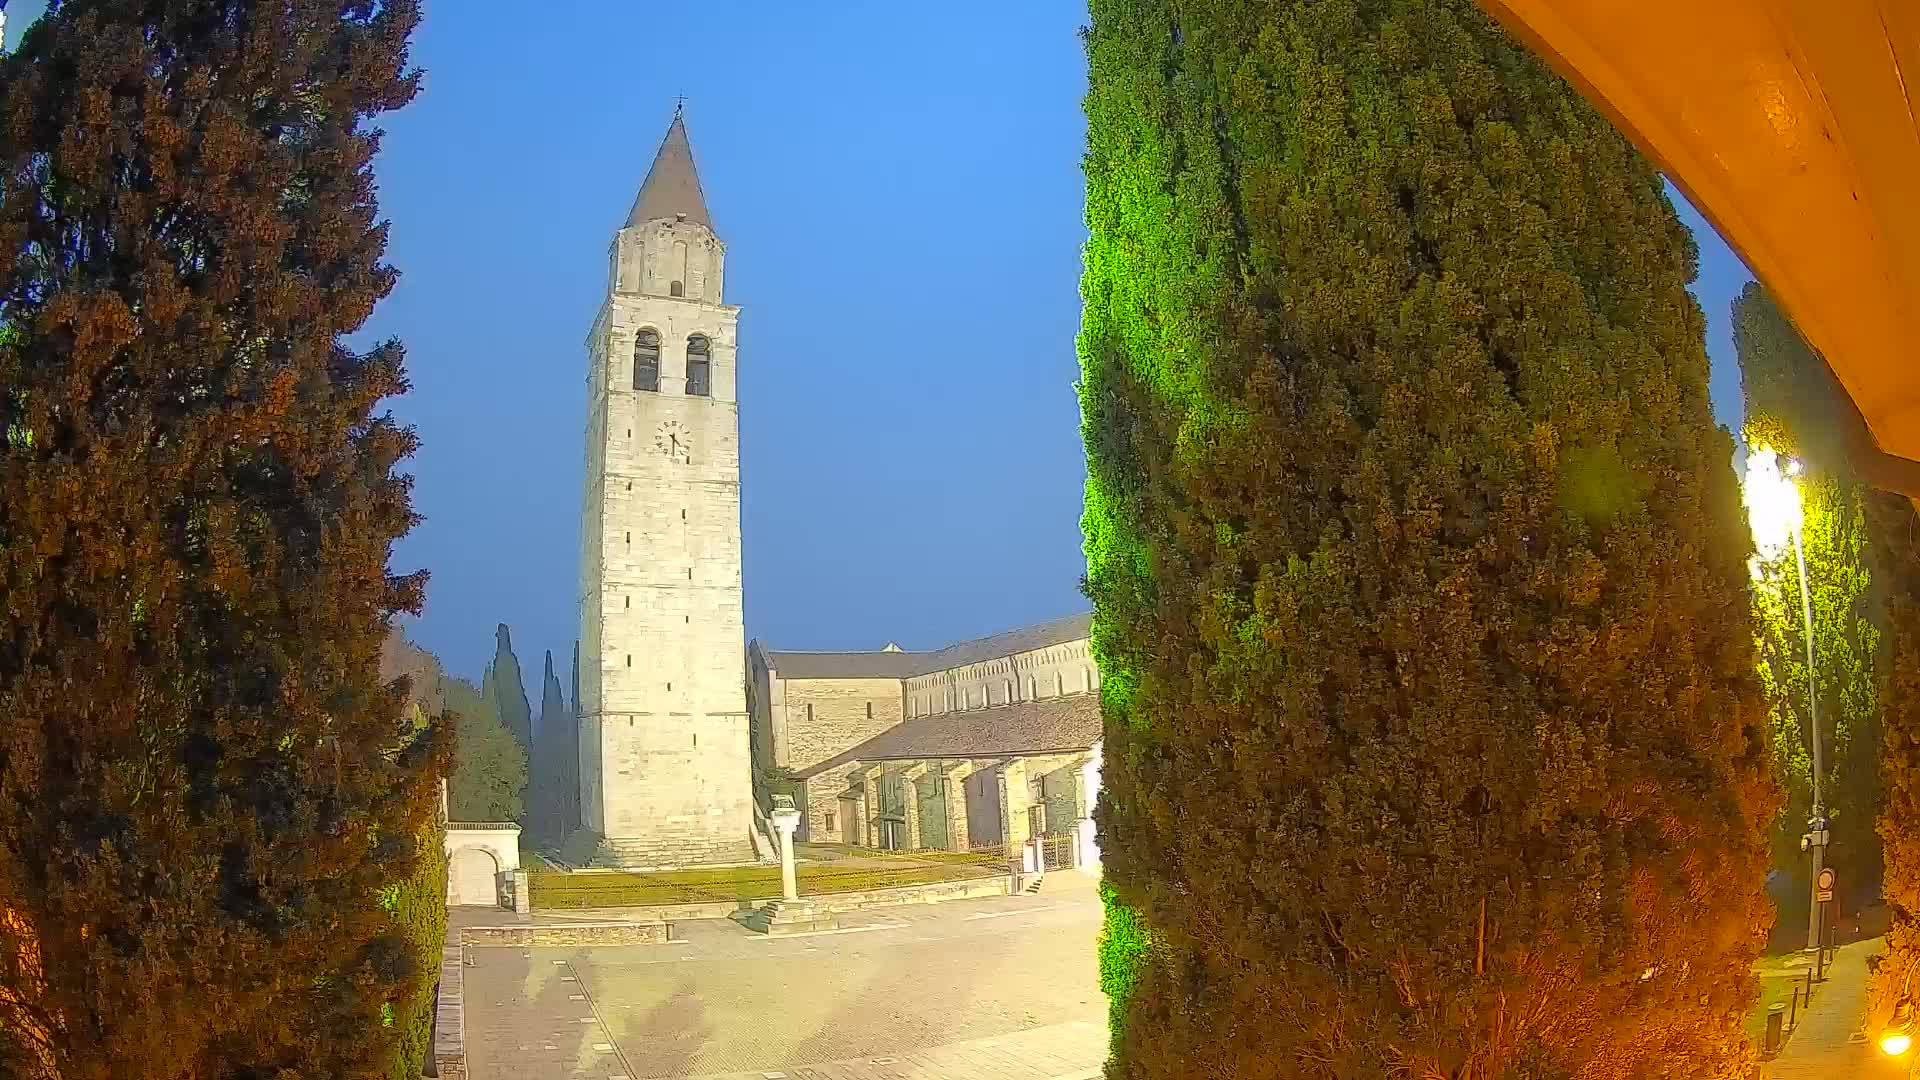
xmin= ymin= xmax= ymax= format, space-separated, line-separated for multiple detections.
xmin=463 ymin=880 xmax=1107 ymax=1079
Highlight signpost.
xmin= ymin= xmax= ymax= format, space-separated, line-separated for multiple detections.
xmin=1813 ymin=867 xmax=1837 ymax=983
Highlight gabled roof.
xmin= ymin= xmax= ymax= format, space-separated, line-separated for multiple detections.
xmin=797 ymin=694 xmax=1103 ymax=779
xmin=626 ymin=113 xmax=712 ymax=231
xmin=757 ymin=611 xmax=1094 ymax=683
xmin=759 ymin=650 xmax=926 ymax=681
xmin=909 ymin=612 xmax=1092 ymax=675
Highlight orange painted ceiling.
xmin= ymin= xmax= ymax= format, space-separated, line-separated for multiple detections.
xmin=1477 ymin=0 xmax=1920 ymax=464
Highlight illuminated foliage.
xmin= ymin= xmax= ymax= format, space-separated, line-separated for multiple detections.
xmin=1077 ymin=0 xmax=1776 ymax=1074
xmin=1866 ymin=492 xmax=1920 ymax=1030
xmin=0 ymin=3 xmax=449 ymax=1077
xmin=1734 ymin=286 xmax=1884 ymax=923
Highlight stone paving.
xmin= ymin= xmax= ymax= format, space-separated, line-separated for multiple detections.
xmin=1763 ymin=938 xmax=1909 ymax=1079
xmin=462 ymin=876 xmax=1106 ymax=1080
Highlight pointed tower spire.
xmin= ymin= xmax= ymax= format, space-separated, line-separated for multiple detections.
xmin=626 ymin=109 xmax=712 ymax=230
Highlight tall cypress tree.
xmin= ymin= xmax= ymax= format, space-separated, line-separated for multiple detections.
xmin=1078 ymin=0 xmax=1776 ymax=1074
xmin=490 ymin=623 xmax=534 ymax=752
xmin=531 ymin=650 xmax=578 ymax=842
xmin=0 ymin=3 xmax=445 ymax=1078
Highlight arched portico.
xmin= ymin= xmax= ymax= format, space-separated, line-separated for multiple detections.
xmin=445 ymin=822 xmax=521 ymax=908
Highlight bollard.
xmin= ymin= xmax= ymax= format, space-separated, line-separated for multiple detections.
xmin=1790 ymin=987 xmax=1801 ymax=1030
xmin=1764 ymin=1002 xmax=1787 ymax=1055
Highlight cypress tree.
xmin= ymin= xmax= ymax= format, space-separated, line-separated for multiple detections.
xmin=1866 ymin=491 xmax=1920 ymax=1030
xmin=0 ymin=3 xmax=445 ymax=1077
xmin=530 ymin=650 xmax=579 ymax=842
xmin=1078 ymin=0 xmax=1776 ymax=1074
xmin=1733 ymin=284 xmax=1883 ymax=928
xmin=490 ymin=622 xmax=533 ymax=753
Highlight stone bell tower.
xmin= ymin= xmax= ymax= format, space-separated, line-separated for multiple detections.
xmin=576 ymin=108 xmax=754 ymax=867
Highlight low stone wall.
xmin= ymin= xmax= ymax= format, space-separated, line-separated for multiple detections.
xmin=459 ymin=921 xmax=669 ymax=947
xmin=433 ymin=944 xmax=466 ymax=1079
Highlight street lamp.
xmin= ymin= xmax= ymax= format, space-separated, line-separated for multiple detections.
xmin=1741 ymin=446 xmax=1828 ymax=955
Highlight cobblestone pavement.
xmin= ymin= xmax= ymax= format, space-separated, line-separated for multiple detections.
xmin=463 ymin=877 xmax=1106 ymax=1080
xmin=1763 ymin=938 xmax=1909 ymax=1080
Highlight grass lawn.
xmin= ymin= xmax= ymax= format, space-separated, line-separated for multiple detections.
xmin=528 ymin=858 xmax=1002 ymax=909
xmin=1745 ymin=951 xmax=1811 ymax=1049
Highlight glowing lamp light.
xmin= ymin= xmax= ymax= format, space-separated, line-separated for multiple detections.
xmin=1881 ymin=1032 xmax=1912 ymax=1057
xmin=1742 ymin=447 xmax=1805 ymax=565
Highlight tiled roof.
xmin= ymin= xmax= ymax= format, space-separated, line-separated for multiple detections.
xmin=760 ymin=611 xmax=1093 ymax=683
xmin=626 ymin=113 xmax=712 ymax=230
xmin=908 ymin=612 xmax=1092 ymax=676
xmin=759 ymin=650 xmax=926 ymax=680
xmin=796 ymin=693 xmax=1103 ymax=778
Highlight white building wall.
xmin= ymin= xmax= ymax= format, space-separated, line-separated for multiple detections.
xmin=902 ymin=639 xmax=1100 ymax=718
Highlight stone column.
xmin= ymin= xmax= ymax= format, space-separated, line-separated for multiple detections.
xmin=771 ymin=805 xmax=801 ymax=901
xmin=861 ymin=770 xmax=882 ymax=849
xmin=1001 ymin=759 xmax=1033 ymax=851
xmin=902 ymin=764 xmax=929 ymax=850
xmin=942 ymin=762 xmax=975 ymax=852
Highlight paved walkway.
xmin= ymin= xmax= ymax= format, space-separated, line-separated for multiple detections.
xmin=1764 ymin=938 xmax=1907 ymax=1079
xmin=462 ymin=880 xmax=1107 ymax=1080
xmin=672 ymin=1021 xmax=1104 ymax=1080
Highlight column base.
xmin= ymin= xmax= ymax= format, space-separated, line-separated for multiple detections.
xmin=741 ymin=899 xmax=837 ymax=936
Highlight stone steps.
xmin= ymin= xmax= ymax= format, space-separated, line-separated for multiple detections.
xmin=594 ymin=834 xmax=759 ymax=870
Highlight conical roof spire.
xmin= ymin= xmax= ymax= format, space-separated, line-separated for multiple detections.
xmin=625 ymin=109 xmax=712 ymax=231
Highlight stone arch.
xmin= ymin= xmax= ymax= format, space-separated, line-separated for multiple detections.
xmin=448 ymin=846 xmax=500 ymax=907
xmin=444 ymin=823 xmax=521 ymax=908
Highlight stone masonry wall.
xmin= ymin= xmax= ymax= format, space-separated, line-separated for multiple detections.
xmin=777 ymin=676 xmax=903 ymax=840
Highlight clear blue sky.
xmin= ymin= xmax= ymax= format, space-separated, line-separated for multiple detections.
xmin=6 ymin=2 xmax=1755 ymax=683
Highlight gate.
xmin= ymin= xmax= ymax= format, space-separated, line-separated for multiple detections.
xmin=1038 ymin=830 xmax=1076 ymax=871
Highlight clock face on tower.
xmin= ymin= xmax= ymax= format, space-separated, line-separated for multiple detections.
xmin=654 ymin=420 xmax=691 ymax=463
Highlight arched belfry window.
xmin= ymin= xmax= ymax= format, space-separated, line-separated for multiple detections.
xmin=633 ymin=329 xmax=660 ymax=392
xmin=685 ymin=335 xmax=711 ymax=397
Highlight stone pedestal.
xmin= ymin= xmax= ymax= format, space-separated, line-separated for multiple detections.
xmin=741 ymin=898 xmax=838 ymax=936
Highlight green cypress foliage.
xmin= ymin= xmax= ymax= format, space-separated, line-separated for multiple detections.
xmin=1733 ymin=284 xmax=1883 ymax=925
xmin=451 ymin=669 xmax=526 ymax=822
xmin=490 ymin=623 xmax=534 ymax=753
xmin=530 ymin=649 xmax=580 ymax=843
xmin=1078 ymin=0 xmax=1776 ymax=1073
xmin=0 ymin=2 xmax=445 ymax=1076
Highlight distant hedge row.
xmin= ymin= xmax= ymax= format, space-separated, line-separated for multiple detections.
xmin=528 ymin=861 xmax=999 ymax=909
xmin=1077 ymin=0 xmax=1775 ymax=1074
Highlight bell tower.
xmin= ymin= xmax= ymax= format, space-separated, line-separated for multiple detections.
xmin=577 ymin=109 xmax=754 ymax=867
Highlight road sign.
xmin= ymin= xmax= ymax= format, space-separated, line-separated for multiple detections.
xmin=1817 ymin=867 xmax=1836 ymax=902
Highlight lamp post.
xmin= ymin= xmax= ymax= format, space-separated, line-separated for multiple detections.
xmin=1742 ymin=448 xmax=1828 ymax=954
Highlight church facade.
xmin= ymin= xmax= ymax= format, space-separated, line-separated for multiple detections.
xmin=575 ymin=113 xmax=757 ymax=867
xmin=747 ymin=614 xmax=1105 ymax=870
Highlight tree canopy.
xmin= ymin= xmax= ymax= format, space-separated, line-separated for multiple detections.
xmin=0 ymin=2 xmax=446 ymax=1076
xmin=453 ymin=667 xmax=525 ymax=823
xmin=1734 ymin=283 xmax=1884 ymax=927
xmin=1078 ymin=0 xmax=1776 ymax=1074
